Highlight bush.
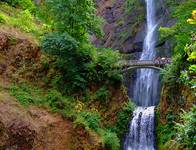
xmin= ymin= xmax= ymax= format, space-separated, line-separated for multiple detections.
xmin=10 ymin=83 xmax=45 ymax=107
xmin=42 ymin=32 xmax=91 ymax=93
xmin=17 ymin=10 xmax=38 ymax=32
xmin=46 ymin=89 xmax=66 ymax=109
xmin=46 ymin=89 xmax=75 ymax=116
xmin=161 ymin=54 xmax=185 ymax=88
xmin=175 ymin=105 xmax=196 ymax=150
xmin=86 ymin=48 xmax=122 ymax=85
xmin=113 ymin=101 xmax=135 ymax=138
xmin=0 ymin=4 xmax=40 ymax=34
xmin=2 ymin=0 xmax=35 ymax=11
xmin=98 ymin=129 xmax=120 ymax=150
xmin=95 ymin=86 xmax=110 ymax=103
xmin=42 ymin=32 xmax=122 ymax=94
xmin=74 ymin=110 xmax=101 ymax=131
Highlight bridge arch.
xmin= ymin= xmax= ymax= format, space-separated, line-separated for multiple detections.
xmin=122 ymin=65 xmax=163 ymax=73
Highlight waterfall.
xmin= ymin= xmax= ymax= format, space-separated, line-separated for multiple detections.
xmin=124 ymin=107 xmax=155 ymax=150
xmin=124 ymin=0 xmax=160 ymax=149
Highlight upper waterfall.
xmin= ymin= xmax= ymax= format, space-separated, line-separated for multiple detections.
xmin=133 ymin=0 xmax=160 ymax=107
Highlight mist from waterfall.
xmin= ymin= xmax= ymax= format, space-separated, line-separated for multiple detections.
xmin=124 ymin=0 xmax=160 ymax=150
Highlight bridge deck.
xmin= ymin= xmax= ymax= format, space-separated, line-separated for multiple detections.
xmin=120 ymin=60 xmax=171 ymax=68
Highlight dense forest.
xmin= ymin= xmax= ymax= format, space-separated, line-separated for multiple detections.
xmin=0 ymin=0 xmax=195 ymax=150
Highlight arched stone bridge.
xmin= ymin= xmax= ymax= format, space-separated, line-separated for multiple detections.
xmin=120 ymin=59 xmax=171 ymax=72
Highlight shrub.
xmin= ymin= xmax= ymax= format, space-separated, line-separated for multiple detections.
xmin=86 ymin=48 xmax=122 ymax=85
xmin=98 ymin=129 xmax=120 ymax=150
xmin=95 ymin=86 xmax=110 ymax=103
xmin=161 ymin=54 xmax=184 ymax=88
xmin=42 ymin=32 xmax=91 ymax=93
xmin=113 ymin=101 xmax=135 ymax=138
xmin=17 ymin=10 xmax=38 ymax=32
xmin=2 ymin=0 xmax=35 ymax=11
xmin=46 ymin=89 xmax=65 ymax=109
xmin=0 ymin=13 xmax=5 ymax=23
xmin=10 ymin=83 xmax=45 ymax=107
xmin=0 ymin=4 xmax=39 ymax=34
xmin=74 ymin=110 xmax=101 ymax=131
xmin=42 ymin=32 xmax=122 ymax=94
xmin=175 ymin=105 xmax=196 ymax=150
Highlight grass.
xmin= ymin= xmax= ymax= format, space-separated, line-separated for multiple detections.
xmin=0 ymin=2 xmax=47 ymax=39
xmin=8 ymin=82 xmax=121 ymax=150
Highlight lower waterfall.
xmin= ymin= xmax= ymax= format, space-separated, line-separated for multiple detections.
xmin=124 ymin=107 xmax=155 ymax=150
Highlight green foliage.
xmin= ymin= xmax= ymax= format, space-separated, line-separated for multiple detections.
xmin=95 ymin=86 xmax=110 ymax=102
xmin=47 ymin=89 xmax=67 ymax=109
xmin=45 ymin=0 xmax=103 ymax=40
xmin=42 ymin=32 xmax=91 ymax=93
xmin=42 ymin=32 xmax=122 ymax=94
xmin=161 ymin=1 xmax=196 ymax=90
xmin=9 ymin=83 xmax=75 ymax=116
xmin=159 ymin=27 xmax=175 ymax=44
xmin=160 ymin=1 xmax=196 ymax=55
xmin=124 ymin=0 xmax=142 ymax=15
xmin=161 ymin=54 xmax=184 ymax=88
xmin=2 ymin=0 xmax=35 ymax=11
xmin=187 ymin=10 xmax=196 ymax=24
xmin=74 ymin=110 xmax=101 ymax=131
xmin=73 ymin=105 xmax=121 ymax=150
xmin=156 ymin=110 xmax=177 ymax=148
xmin=175 ymin=105 xmax=196 ymax=150
xmin=113 ymin=101 xmax=135 ymax=138
xmin=82 ymin=85 xmax=112 ymax=104
xmin=10 ymin=83 xmax=46 ymax=107
xmin=98 ymin=129 xmax=120 ymax=150
xmin=179 ymin=34 xmax=196 ymax=89
xmin=9 ymin=82 xmax=121 ymax=149
xmin=156 ymin=124 xmax=176 ymax=146
xmin=40 ymin=0 xmax=122 ymax=94
xmin=16 ymin=10 xmax=37 ymax=32
xmin=86 ymin=48 xmax=122 ymax=85
xmin=0 ymin=3 xmax=43 ymax=36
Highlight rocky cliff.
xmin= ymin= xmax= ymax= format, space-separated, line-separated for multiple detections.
xmin=0 ymin=28 xmax=130 ymax=150
xmin=94 ymin=0 xmax=176 ymax=56
xmin=93 ymin=0 xmax=145 ymax=55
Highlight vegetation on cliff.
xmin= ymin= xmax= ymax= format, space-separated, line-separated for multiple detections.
xmin=0 ymin=0 xmax=135 ymax=149
xmin=157 ymin=0 xmax=196 ymax=149
xmin=0 ymin=0 xmax=195 ymax=150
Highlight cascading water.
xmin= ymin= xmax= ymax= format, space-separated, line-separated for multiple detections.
xmin=124 ymin=0 xmax=160 ymax=150
xmin=124 ymin=107 xmax=155 ymax=150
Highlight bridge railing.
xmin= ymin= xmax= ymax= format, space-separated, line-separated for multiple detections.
xmin=119 ymin=59 xmax=172 ymax=67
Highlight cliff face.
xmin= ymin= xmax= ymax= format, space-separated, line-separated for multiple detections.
xmin=159 ymin=85 xmax=195 ymax=123
xmin=93 ymin=0 xmax=174 ymax=56
xmin=93 ymin=0 xmax=145 ymax=55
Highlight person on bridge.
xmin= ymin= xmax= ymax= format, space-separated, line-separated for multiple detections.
xmin=154 ymin=57 xmax=161 ymax=65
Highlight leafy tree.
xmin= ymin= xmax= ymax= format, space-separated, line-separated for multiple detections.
xmin=42 ymin=32 xmax=93 ymax=93
xmin=41 ymin=0 xmax=121 ymax=94
xmin=45 ymin=0 xmax=103 ymax=40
